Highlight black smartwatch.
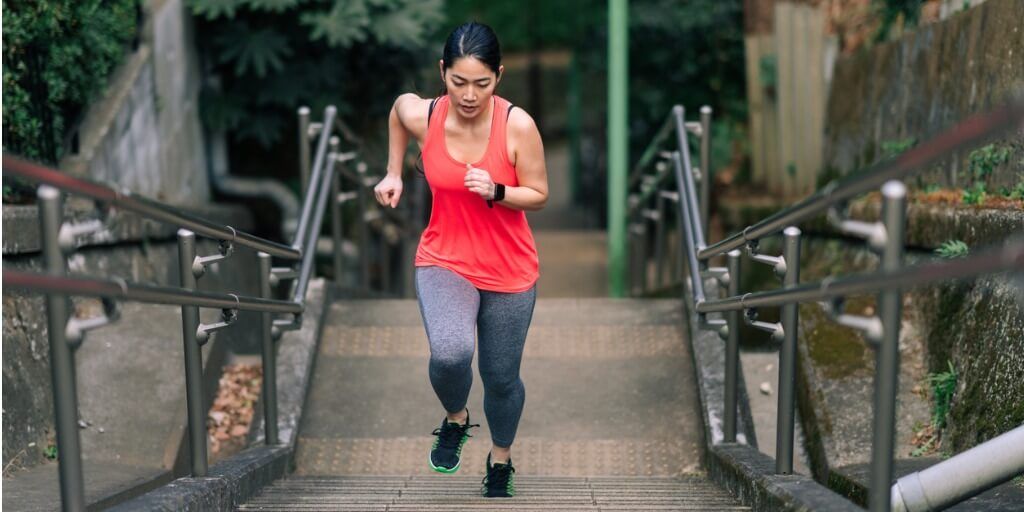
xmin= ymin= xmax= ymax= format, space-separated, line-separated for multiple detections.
xmin=487 ymin=183 xmax=506 ymax=208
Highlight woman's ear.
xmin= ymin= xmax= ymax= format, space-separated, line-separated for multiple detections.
xmin=496 ymin=64 xmax=505 ymax=85
xmin=439 ymin=60 xmax=446 ymax=82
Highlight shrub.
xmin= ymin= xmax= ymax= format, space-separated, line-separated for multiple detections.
xmin=2 ymin=0 xmax=140 ymax=164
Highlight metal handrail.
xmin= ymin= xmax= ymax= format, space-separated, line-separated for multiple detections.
xmin=2 ymin=155 xmax=301 ymax=260
xmin=0 ymin=101 xmax=413 ymax=511
xmin=697 ymin=98 xmax=1024 ymax=261
xmin=626 ymin=97 xmax=1024 ymax=512
xmin=2 ymin=271 xmax=302 ymax=314
xmin=694 ymin=237 xmax=1024 ymax=313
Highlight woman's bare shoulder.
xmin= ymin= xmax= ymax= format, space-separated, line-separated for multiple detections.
xmin=395 ymin=93 xmax=435 ymax=138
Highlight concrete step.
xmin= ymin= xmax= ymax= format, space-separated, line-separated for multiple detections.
xmin=238 ymin=475 xmax=750 ymax=511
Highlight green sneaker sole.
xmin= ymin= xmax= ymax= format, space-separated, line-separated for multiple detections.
xmin=428 ymin=452 xmax=461 ymax=474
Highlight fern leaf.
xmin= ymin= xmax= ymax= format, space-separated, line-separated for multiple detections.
xmin=300 ymin=0 xmax=371 ymax=48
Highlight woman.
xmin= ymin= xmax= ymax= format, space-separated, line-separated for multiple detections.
xmin=373 ymin=21 xmax=547 ymax=498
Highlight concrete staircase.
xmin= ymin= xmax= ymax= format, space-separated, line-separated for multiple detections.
xmin=236 ymin=297 xmax=748 ymax=510
xmin=238 ymin=475 xmax=750 ymax=511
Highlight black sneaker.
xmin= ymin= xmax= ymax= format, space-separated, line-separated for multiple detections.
xmin=428 ymin=409 xmax=479 ymax=473
xmin=481 ymin=452 xmax=516 ymax=497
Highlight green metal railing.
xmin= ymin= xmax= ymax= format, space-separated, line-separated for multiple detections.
xmin=626 ymin=98 xmax=1024 ymax=512
xmin=1 ymin=104 xmax=416 ymax=511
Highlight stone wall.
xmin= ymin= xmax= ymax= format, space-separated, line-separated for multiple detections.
xmin=59 ymin=0 xmax=209 ymax=205
xmin=823 ymin=0 xmax=1024 ymax=189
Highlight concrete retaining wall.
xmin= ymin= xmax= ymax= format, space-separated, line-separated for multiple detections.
xmin=823 ymin=0 xmax=1024 ymax=189
xmin=59 ymin=0 xmax=209 ymax=206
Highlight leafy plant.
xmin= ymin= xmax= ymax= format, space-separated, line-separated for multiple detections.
xmin=967 ymin=143 xmax=1010 ymax=180
xmin=43 ymin=444 xmax=58 ymax=460
xmin=928 ymin=361 xmax=957 ymax=430
xmin=2 ymin=0 xmax=140 ymax=164
xmin=881 ymin=137 xmax=916 ymax=157
xmin=961 ymin=181 xmax=987 ymax=205
xmin=190 ymin=0 xmax=445 ymax=148
xmin=1007 ymin=181 xmax=1024 ymax=201
xmin=935 ymin=240 xmax=968 ymax=259
xmin=922 ymin=183 xmax=941 ymax=194
xmin=873 ymin=0 xmax=924 ymax=42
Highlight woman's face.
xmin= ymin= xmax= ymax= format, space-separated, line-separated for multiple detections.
xmin=440 ymin=56 xmax=503 ymax=121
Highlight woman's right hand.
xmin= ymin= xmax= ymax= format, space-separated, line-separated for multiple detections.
xmin=374 ymin=174 xmax=403 ymax=208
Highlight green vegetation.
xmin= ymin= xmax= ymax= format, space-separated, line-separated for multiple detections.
xmin=935 ymin=240 xmax=969 ymax=259
xmin=961 ymin=181 xmax=987 ymax=205
xmin=997 ymin=180 xmax=1024 ymax=201
xmin=967 ymin=143 xmax=1010 ymax=180
xmin=922 ymin=183 xmax=942 ymax=194
xmin=911 ymin=361 xmax=958 ymax=457
xmin=928 ymin=361 xmax=958 ymax=429
xmin=881 ymin=137 xmax=916 ymax=157
xmin=43 ymin=444 xmax=58 ymax=460
xmin=190 ymin=0 xmax=444 ymax=148
xmin=874 ymin=0 xmax=924 ymax=42
xmin=2 ymin=0 xmax=140 ymax=164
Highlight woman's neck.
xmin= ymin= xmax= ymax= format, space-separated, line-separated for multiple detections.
xmin=450 ymin=96 xmax=495 ymax=130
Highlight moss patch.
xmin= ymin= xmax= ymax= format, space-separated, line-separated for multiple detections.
xmin=801 ymin=298 xmax=872 ymax=380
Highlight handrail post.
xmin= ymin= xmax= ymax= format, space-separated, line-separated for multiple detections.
xmin=870 ymin=181 xmax=907 ymax=512
xmin=40 ymin=186 xmax=87 ymax=512
xmin=177 ymin=230 xmax=208 ymax=476
xmin=724 ymin=249 xmax=742 ymax=443
xmin=356 ymin=165 xmax=371 ymax=291
xmin=672 ymin=106 xmax=707 ymax=267
xmin=257 ymin=252 xmax=279 ymax=445
xmin=699 ymin=106 xmax=712 ymax=238
xmin=653 ymin=191 xmax=668 ymax=289
xmin=776 ymin=226 xmax=802 ymax=474
xmin=329 ymin=137 xmax=344 ymax=284
xmin=298 ymin=106 xmax=311 ymax=193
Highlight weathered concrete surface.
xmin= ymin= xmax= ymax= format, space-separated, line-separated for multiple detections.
xmin=1 ymin=460 xmax=171 ymax=512
xmin=793 ymin=240 xmax=931 ymax=481
xmin=2 ymin=218 xmax=262 ymax=475
xmin=58 ymin=0 xmax=210 ymax=206
xmin=915 ymin=277 xmax=1024 ymax=453
xmin=533 ymin=230 xmax=608 ymax=298
xmin=837 ymin=197 xmax=1023 ymax=250
xmin=249 ymin=279 xmax=330 ymax=453
xmin=2 ymin=202 xmax=253 ymax=256
xmin=680 ymin=276 xmax=859 ymax=511
xmin=295 ymin=298 xmax=705 ymax=477
xmin=741 ymin=351 xmax=812 ymax=476
xmin=830 ymin=457 xmax=1024 ymax=511
xmin=823 ymin=0 xmax=1024 ymax=189
xmin=108 ymin=445 xmax=291 ymax=512
xmin=709 ymin=444 xmax=862 ymax=512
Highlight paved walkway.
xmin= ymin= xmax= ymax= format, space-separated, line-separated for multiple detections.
xmin=239 ymin=297 xmax=747 ymax=510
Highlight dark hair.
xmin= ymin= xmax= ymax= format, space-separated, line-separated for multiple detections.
xmin=442 ymin=22 xmax=501 ymax=76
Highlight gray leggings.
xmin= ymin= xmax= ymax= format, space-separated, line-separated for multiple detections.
xmin=414 ymin=265 xmax=537 ymax=448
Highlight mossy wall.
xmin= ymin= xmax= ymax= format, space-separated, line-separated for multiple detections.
xmin=914 ymin=278 xmax=1024 ymax=453
xmin=823 ymin=0 xmax=1024 ymax=190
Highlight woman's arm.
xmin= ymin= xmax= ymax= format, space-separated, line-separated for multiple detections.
xmin=385 ymin=93 xmax=430 ymax=178
xmin=499 ymin=109 xmax=548 ymax=211
xmin=377 ymin=93 xmax=430 ymax=207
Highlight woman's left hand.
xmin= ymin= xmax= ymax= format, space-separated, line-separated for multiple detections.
xmin=464 ymin=163 xmax=496 ymax=200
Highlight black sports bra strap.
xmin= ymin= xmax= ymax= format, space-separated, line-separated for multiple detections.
xmin=507 ymin=103 xmax=516 ymax=120
xmin=427 ymin=97 xmax=439 ymax=127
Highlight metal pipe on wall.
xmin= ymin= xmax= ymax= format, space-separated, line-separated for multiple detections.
xmin=891 ymin=425 xmax=1024 ymax=512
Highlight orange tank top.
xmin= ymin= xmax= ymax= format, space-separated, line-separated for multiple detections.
xmin=414 ymin=95 xmax=540 ymax=292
